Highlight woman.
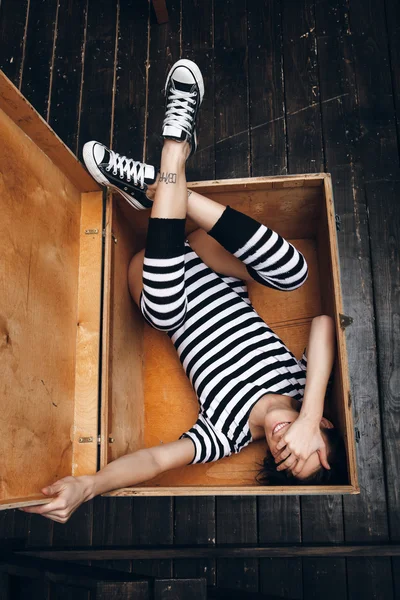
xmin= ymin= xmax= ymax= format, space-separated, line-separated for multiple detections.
xmin=20 ymin=59 xmax=345 ymax=524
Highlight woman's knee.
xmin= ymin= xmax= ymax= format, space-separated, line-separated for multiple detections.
xmin=128 ymin=249 xmax=145 ymax=307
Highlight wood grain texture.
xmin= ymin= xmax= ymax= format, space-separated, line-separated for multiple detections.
xmin=0 ymin=105 xmax=81 ymax=508
xmin=0 ymin=0 xmax=29 ymax=87
xmin=216 ymin=496 xmax=258 ymax=593
xmin=131 ymin=497 xmax=174 ymax=579
xmin=92 ymin=494 xmax=134 ymax=575
xmin=349 ymin=0 xmax=400 ymax=182
xmin=20 ymin=0 xmax=58 ymax=120
xmin=72 ymin=192 xmax=103 ymax=477
xmin=19 ymin=544 xmax=400 ymax=560
xmin=112 ymin=0 xmax=149 ymax=159
xmin=282 ymin=0 xmax=323 ymax=174
xmin=366 ymin=183 xmax=400 ymax=540
xmin=151 ymin=0 xmax=169 ymax=25
xmin=77 ymin=0 xmax=118 ymax=159
xmin=385 ymin=0 xmax=400 ymax=155
xmin=103 ymin=485 xmax=356 ymax=497
xmin=0 ymin=71 xmax=100 ymax=192
xmin=214 ymin=0 xmax=250 ymax=180
xmin=258 ymin=497 xmax=303 ymax=599
xmin=346 ymin=557 xmax=394 ymax=600
xmin=104 ymin=198 xmax=146 ymax=465
xmin=154 ymin=578 xmax=207 ymax=600
xmin=333 ymin=5 xmax=394 ymax=595
xmin=48 ymin=0 xmax=88 ymax=154
xmin=247 ymin=0 xmax=286 ymax=177
xmin=174 ymin=497 xmax=216 ymax=585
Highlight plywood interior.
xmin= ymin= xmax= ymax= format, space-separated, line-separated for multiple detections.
xmin=104 ymin=199 xmax=146 ymax=465
xmin=0 ymin=106 xmax=81 ymax=506
xmin=104 ymin=179 xmax=353 ymax=490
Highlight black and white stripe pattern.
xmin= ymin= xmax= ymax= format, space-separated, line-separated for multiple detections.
xmin=140 ymin=206 xmax=310 ymax=464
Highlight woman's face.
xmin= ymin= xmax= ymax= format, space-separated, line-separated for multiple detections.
xmin=264 ymin=405 xmax=330 ymax=480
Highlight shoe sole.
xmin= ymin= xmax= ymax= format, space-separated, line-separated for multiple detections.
xmin=164 ymin=59 xmax=204 ymax=157
xmin=164 ymin=58 xmax=205 ymax=103
xmin=82 ymin=141 xmax=150 ymax=211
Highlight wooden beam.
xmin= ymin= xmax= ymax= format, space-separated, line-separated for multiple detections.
xmin=15 ymin=544 xmax=400 ymax=561
xmin=0 ymin=553 xmax=151 ymax=594
xmin=152 ymin=0 xmax=169 ymax=24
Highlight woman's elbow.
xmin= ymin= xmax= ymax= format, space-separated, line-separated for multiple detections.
xmin=313 ymin=315 xmax=336 ymax=343
xmin=314 ymin=315 xmax=335 ymax=328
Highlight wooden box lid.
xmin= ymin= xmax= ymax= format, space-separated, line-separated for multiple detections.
xmin=0 ymin=71 xmax=103 ymax=510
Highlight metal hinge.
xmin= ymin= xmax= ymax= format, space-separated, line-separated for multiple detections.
xmin=102 ymin=229 xmax=118 ymax=244
xmin=78 ymin=436 xmax=115 ymax=444
xmin=335 ymin=214 xmax=341 ymax=232
xmin=85 ymin=229 xmax=99 ymax=235
xmin=339 ymin=313 xmax=353 ymax=329
xmin=98 ymin=435 xmax=115 ymax=444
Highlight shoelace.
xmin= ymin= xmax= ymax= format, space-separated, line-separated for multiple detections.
xmin=163 ymin=87 xmax=197 ymax=135
xmin=105 ymin=150 xmax=146 ymax=188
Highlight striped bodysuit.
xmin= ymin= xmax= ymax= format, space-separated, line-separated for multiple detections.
xmin=139 ymin=205 xmax=309 ymax=464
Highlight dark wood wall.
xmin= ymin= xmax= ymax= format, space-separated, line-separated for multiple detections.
xmin=1 ymin=0 xmax=399 ymax=598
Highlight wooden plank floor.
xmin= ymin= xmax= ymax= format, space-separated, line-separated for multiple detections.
xmin=1 ymin=0 xmax=399 ymax=598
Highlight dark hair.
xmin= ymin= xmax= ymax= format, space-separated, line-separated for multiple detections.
xmin=255 ymin=427 xmax=347 ymax=486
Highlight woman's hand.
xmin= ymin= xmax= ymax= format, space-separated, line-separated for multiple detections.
xmin=274 ymin=416 xmax=330 ymax=476
xmin=17 ymin=476 xmax=94 ymax=523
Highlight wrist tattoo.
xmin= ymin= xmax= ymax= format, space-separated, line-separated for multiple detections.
xmin=159 ymin=171 xmax=177 ymax=184
xmin=187 ymin=190 xmax=192 ymax=198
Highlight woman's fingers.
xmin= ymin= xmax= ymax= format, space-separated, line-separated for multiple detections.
xmin=19 ymin=502 xmax=57 ymax=515
xmin=19 ymin=495 xmax=67 ymax=516
xmin=277 ymin=454 xmax=297 ymax=471
xmin=275 ymin=448 xmax=291 ymax=463
xmin=19 ymin=503 xmax=70 ymax=523
xmin=292 ymin=459 xmax=306 ymax=476
xmin=275 ymin=438 xmax=287 ymax=452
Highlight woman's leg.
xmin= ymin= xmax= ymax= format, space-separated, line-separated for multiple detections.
xmin=150 ymin=139 xmax=190 ymax=219
xmin=130 ymin=151 xmax=234 ymax=305
xmin=147 ymin=177 xmax=226 ymax=232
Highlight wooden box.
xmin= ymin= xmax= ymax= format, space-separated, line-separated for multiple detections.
xmin=0 ymin=72 xmax=359 ymax=511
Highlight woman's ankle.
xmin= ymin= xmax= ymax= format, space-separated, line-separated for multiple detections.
xmin=162 ymin=139 xmax=190 ymax=161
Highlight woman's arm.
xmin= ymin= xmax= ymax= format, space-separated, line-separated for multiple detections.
xmin=299 ymin=314 xmax=336 ymax=421
xmin=274 ymin=315 xmax=336 ymax=475
xmin=19 ymin=438 xmax=195 ymax=522
xmin=88 ymin=438 xmax=195 ymax=498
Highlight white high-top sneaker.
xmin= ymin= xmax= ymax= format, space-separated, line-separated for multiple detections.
xmin=83 ymin=141 xmax=157 ymax=210
xmin=162 ymin=59 xmax=205 ymax=158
